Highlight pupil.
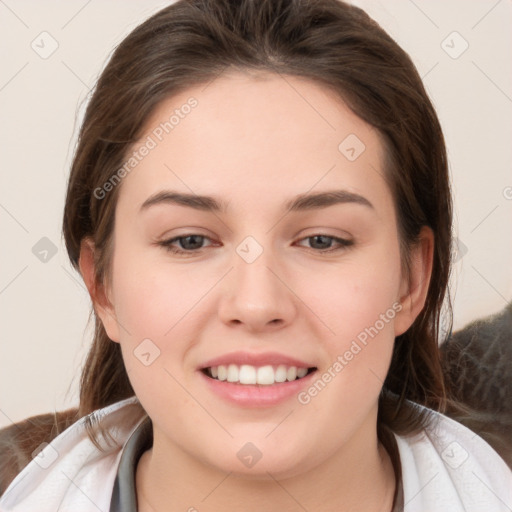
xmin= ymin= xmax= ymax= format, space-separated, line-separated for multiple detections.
xmin=181 ymin=235 xmax=203 ymax=250
xmin=311 ymin=235 xmax=331 ymax=249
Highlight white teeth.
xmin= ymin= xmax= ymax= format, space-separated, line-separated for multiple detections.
xmin=217 ymin=365 xmax=227 ymax=381
xmin=239 ymin=365 xmax=257 ymax=384
xmin=257 ymin=365 xmax=275 ymax=385
xmin=297 ymin=367 xmax=308 ymax=378
xmin=207 ymin=364 xmax=311 ymax=385
xmin=286 ymin=366 xmax=297 ymax=381
xmin=275 ymin=365 xmax=287 ymax=383
xmin=227 ymin=364 xmax=239 ymax=382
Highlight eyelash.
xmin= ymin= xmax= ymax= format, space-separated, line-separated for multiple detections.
xmin=158 ymin=233 xmax=354 ymax=256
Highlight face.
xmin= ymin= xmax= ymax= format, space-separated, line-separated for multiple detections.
xmin=90 ymin=71 xmax=427 ymax=479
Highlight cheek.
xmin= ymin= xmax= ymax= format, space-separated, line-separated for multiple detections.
xmin=298 ymin=244 xmax=402 ymax=400
xmin=111 ymin=250 xmax=206 ymax=339
xmin=109 ymin=253 xmax=209 ymax=415
xmin=305 ymin=248 xmax=402 ymax=346
xmin=293 ymin=266 xmax=400 ymax=439
xmin=109 ymin=247 xmax=222 ymax=393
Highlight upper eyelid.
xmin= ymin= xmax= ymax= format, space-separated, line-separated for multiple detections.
xmin=163 ymin=233 xmax=351 ymax=241
xmin=162 ymin=234 xmax=215 ymax=247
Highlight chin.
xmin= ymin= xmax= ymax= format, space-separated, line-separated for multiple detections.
xmin=202 ymin=439 xmax=317 ymax=481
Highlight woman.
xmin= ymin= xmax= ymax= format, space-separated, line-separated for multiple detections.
xmin=1 ymin=0 xmax=510 ymax=510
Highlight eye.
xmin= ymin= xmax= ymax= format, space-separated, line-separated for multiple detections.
xmin=296 ymin=234 xmax=353 ymax=253
xmin=158 ymin=233 xmax=353 ymax=256
xmin=158 ymin=234 xmax=214 ymax=255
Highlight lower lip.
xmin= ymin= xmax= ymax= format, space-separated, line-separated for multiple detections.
xmin=199 ymin=370 xmax=317 ymax=407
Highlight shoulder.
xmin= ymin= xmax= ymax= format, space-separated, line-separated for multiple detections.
xmin=395 ymin=404 xmax=512 ymax=511
xmin=0 ymin=406 xmax=79 ymax=496
xmin=0 ymin=397 xmax=146 ymax=512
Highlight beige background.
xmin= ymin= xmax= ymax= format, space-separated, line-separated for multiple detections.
xmin=1 ymin=0 xmax=511 ymax=427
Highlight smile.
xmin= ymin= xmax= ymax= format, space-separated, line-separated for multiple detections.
xmin=203 ymin=364 xmax=316 ymax=385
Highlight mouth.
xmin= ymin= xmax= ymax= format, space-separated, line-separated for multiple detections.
xmin=198 ymin=352 xmax=319 ymax=406
xmin=201 ymin=364 xmax=317 ymax=386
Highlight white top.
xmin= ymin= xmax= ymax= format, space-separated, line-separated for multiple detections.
xmin=0 ymin=396 xmax=510 ymax=511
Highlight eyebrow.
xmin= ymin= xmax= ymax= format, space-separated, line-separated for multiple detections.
xmin=139 ymin=189 xmax=374 ymax=213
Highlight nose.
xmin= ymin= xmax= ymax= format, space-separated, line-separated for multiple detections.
xmin=217 ymin=245 xmax=298 ymax=333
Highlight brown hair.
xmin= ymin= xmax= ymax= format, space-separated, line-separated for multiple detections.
xmin=65 ymin=0 xmax=452 ymax=444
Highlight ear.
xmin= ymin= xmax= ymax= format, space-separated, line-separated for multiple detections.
xmin=394 ymin=226 xmax=434 ymax=336
xmin=78 ymin=238 xmax=121 ymax=343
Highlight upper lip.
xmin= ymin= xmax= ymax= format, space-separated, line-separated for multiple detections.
xmin=199 ymin=351 xmax=316 ymax=370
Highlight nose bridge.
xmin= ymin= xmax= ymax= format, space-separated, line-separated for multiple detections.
xmin=218 ymin=234 xmax=296 ymax=330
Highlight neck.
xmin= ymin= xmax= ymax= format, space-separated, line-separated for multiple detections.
xmin=136 ymin=418 xmax=396 ymax=512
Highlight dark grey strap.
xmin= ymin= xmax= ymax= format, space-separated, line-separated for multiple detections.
xmin=392 ymin=477 xmax=405 ymax=512
xmin=110 ymin=416 xmax=152 ymax=512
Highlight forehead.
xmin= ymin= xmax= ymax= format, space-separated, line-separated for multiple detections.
xmin=117 ymin=71 xmax=391 ymax=216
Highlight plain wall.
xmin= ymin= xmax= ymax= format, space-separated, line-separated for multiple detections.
xmin=1 ymin=0 xmax=511 ymax=427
